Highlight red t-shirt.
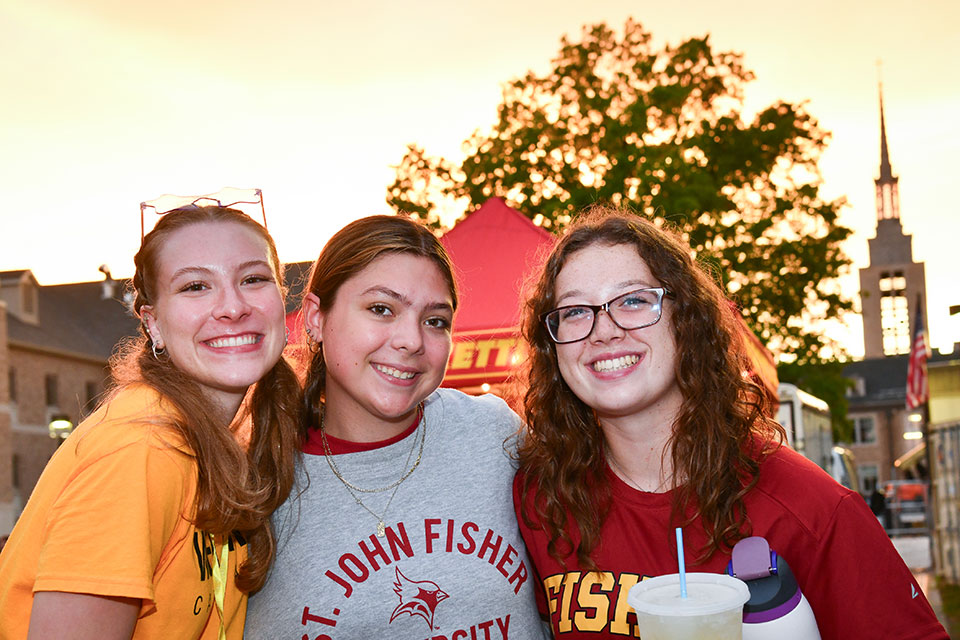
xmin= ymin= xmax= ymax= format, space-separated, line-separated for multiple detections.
xmin=514 ymin=445 xmax=948 ymax=639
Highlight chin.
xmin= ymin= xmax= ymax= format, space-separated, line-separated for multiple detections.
xmin=374 ymin=396 xmax=424 ymax=420
xmin=214 ymin=370 xmax=271 ymax=391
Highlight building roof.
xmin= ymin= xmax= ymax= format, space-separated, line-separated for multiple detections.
xmin=7 ymin=279 xmax=139 ymax=362
xmin=0 ymin=269 xmax=32 ymax=283
xmin=844 ymin=355 xmax=909 ymax=408
xmin=844 ymin=351 xmax=955 ymax=410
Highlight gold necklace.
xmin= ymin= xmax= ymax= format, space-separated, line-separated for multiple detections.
xmin=320 ymin=404 xmax=426 ymax=537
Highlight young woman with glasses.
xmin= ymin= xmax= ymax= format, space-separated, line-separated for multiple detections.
xmin=245 ymin=215 xmax=547 ymax=638
xmin=514 ymin=206 xmax=947 ymax=638
xmin=0 ymin=204 xmax=301 ymax=639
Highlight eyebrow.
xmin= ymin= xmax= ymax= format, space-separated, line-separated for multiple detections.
xmin=555 ymin=279 xmax=653 ymax=305
xmin=169 ymin=259 xmax=274 ymax=281
xmin=360 ymin=285 xmax=454 ymax=313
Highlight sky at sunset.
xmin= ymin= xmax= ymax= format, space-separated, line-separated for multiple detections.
xmin=2 ymin=0 xmax=958 ymax=356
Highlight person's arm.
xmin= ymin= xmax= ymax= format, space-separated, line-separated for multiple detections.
xmin=28 ymin=591 xmax=140 ymax=640
xmin=802 ymin=492 xmax=948 ymax=639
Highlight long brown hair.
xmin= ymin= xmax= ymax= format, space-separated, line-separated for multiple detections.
xmin=112 ymin=205 xmax=301 ymax=592
xmin=517 ymin=206 xmax=783 ymax=569
xmin=301 ymin=215 xmax=457 ymax=431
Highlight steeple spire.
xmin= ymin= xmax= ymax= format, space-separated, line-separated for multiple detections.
xmin=875 ymin=80 xmax=900 ymax=221
xmin=878 ymin=84 xmax=894 ymax=182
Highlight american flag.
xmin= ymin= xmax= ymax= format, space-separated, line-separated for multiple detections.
xmin=906 ymin=301 xmax=929 ymax=410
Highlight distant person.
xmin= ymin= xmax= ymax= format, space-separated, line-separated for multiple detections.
xmin=0 ymin=205 xmax=301 ymax=638
xmin=514 ymin=206 xmax=948 ymax=638
xmin=870 ymin=487 xmax=889 ymax=528
xmin=245 ymin=215 xmax=547 ymax=638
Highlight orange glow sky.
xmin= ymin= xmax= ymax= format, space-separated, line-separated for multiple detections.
xmin=1 ymin=0 xmax=958 ymax=356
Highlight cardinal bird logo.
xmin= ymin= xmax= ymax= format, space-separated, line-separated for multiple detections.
xmin=389 ymin=567 xmax=450 ymax=630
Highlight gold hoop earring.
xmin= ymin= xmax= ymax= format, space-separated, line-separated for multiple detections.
xmin=305 ymin=327 xmax=321 ymax=353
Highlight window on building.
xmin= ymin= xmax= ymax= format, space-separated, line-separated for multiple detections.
xmin=44 ymin=374 xmax=58 ymax=407
xmin=859 ymin=464 xmax=879 ymax=495
xmin=853 ymin=416 xmax=877 ymax=445
xmin=876 ymin=182 xmax=900 ymax=220
xmin=879 ymin=271 xmax=910 ymax=356
xmin=83 ymin=381 xmax=99 ymax=416
xmin=21 ymin=282 xmax=36 ymax=315
xmin=846 ymin=376 xmax=866 ymax=397
xmin=7 ymin=367 xmax=15 ymax=402
xmin=878 ymin=272 xmax=907 ymax=292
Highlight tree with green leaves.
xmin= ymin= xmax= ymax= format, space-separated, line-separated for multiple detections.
xmin=388 ymin=19 xmax=853 ymax=368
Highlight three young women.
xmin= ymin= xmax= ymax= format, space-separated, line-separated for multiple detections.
xmin=0 ymin=205 xmax=301 ymax=639
xmin=514 ymin=207 xmax=948 ymax=639
xmin=245 ymin=215 xmax=547 ymax=638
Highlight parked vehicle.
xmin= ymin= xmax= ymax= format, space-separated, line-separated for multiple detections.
xmin=883 ymin=480 xmax=928 ymax=530
xmin=777 ymin=383 xmax=834 ymax=473
xmin=830 ymin=446 xmax=860 ymax=493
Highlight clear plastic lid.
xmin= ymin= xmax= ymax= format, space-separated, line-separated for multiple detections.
xmin=627 ymin=572 xmax=750 ymax=617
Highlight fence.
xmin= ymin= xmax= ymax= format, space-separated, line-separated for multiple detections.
xmin=931 ymin=421 xmax=960 ymax=583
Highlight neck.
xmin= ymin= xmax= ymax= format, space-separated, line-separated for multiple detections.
xmin=321 ymin=400 xmax=420 ymax=443
xmin=601 ymin=412 xmax=676 ymax=492
xmin=203 ymin=389 xmax=246 ymax=428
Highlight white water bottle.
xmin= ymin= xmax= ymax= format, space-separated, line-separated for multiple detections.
xmin=727 ymin=536 xmax=821 ymax=640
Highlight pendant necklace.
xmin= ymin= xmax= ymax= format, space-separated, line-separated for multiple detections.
xmin=320 ymin=404 xmax=426 ymax=537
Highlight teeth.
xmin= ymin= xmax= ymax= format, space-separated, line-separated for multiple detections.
xmin=592 ymin=355 xmax=639 ymax=372
xmin=207 ymin=335 xmax=259 ymax=348
xmin=375 ymin=364 xmax=416 ymax=380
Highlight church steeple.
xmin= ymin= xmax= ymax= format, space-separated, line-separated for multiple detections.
xmin=875 ymin=83 xmax=901 ymax=220
xmin=859 ymin=80 xmax=928 ymax=358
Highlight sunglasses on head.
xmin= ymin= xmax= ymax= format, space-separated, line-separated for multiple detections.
xmin=140 ymin=187 xmax=266 ymax=241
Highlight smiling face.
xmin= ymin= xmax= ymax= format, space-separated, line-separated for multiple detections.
xmin=553 ymin=242 xmax=683 ymax=427
xmin=305 ymin=252 xmax=455 ymax=440
xmin=140 ymin=220 xmax=286 ymax=417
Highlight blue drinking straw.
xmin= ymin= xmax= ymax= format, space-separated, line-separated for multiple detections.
xmin=676 ymin=527 xmax=688 ymax=599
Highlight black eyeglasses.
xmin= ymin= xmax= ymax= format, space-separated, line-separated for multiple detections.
xmin=140 ymin=187 xmax=266 ymax=241
xmin=541 ymin=287 xmax=673 ymax=344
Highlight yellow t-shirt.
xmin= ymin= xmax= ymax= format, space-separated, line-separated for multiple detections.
xmin=0 ymin=385 xmax=247 ymax=639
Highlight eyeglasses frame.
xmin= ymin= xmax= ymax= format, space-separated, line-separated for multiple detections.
xmin=541 ymin=286 xmax=674 ymax=344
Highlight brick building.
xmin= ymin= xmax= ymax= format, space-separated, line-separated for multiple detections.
xmin=0 ymin=269 xmax=139 ymax=535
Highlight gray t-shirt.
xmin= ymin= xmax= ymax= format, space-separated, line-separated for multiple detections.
xmin=246 ymin=388 xmax=548 ymax=639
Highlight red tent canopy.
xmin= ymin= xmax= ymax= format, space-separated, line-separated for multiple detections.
xmin=440 ymin=198 xmax=555 ymax=390
xmin=735 ymin=311 xmax=779 ymax=405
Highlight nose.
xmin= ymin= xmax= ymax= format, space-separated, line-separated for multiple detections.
xmin=391 ymin=315 xmax=425 ymax=353
xmin=212 ymin=284 xmax=252 ymax=321
xmin=589 ymin=309 xmax=625 ymax=343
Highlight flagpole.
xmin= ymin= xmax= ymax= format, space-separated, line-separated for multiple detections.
xmin=907 ymin=294 xmax=936 ymax=570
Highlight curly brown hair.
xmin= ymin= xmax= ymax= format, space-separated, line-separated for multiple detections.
xmin=113 ymin=205 xmax=302 ymax=593
xmin=517 ymin=205 xmax=782 ymax=570
xmin=300 ymin=215 xmax=458 ymax=432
